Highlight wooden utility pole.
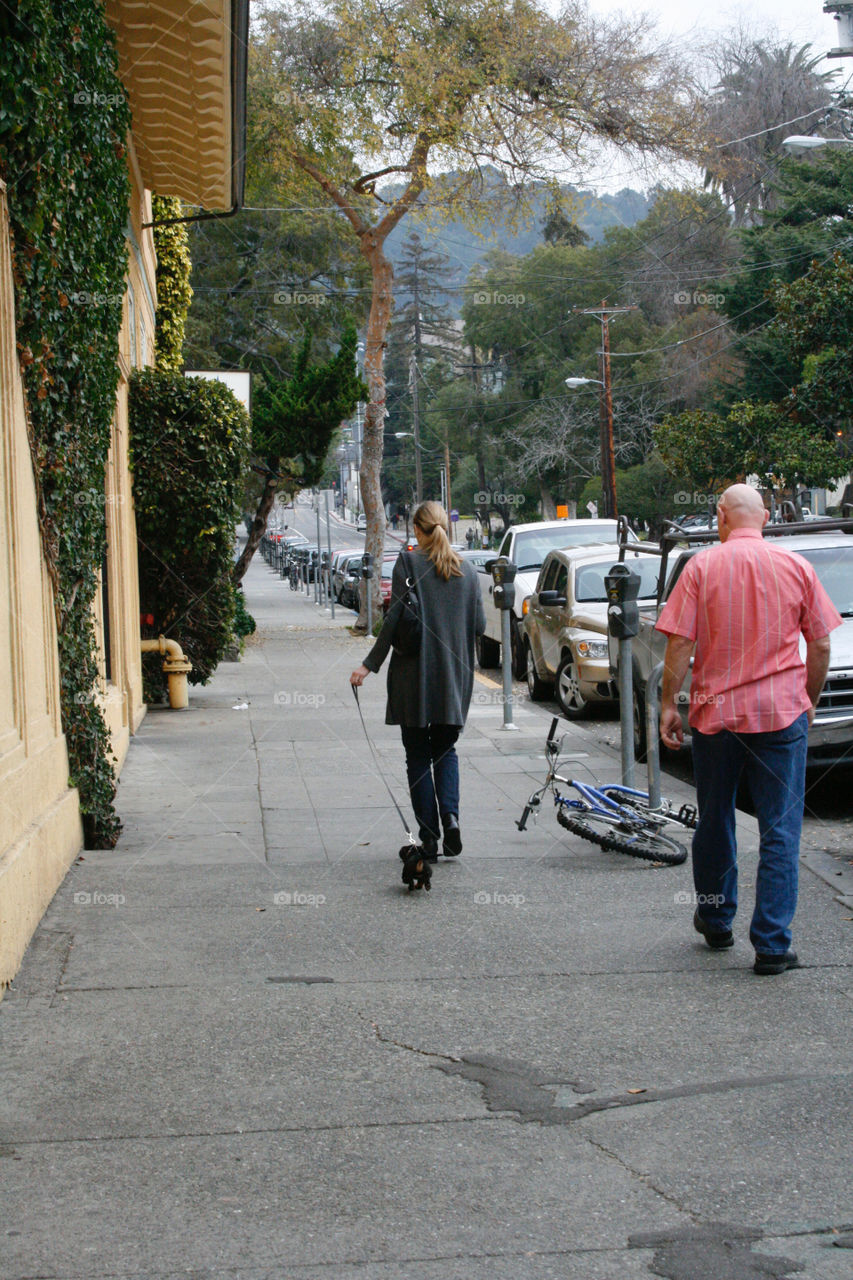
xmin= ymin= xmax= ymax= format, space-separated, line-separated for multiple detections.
xmin=408 ymin=352 xmax=423 ymax=503
xmin=573 ymin=303 xmax=637 ymax=519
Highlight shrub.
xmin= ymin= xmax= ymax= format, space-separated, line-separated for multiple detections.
xmin=129 ymin=370 xmax=250 ymax=701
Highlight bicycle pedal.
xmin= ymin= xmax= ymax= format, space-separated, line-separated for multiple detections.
xmin=677 ymin=803 xmax=698 ymax=829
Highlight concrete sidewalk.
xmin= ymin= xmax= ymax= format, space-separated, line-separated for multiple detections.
xmin=1 ymin=549 xmax=852 ymax=1280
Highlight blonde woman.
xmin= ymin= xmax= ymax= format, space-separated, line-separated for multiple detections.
xmin=351 ymin=501 xmax=486 ymax=883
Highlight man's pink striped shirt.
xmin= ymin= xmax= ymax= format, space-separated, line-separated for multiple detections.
xmin=656 ymin=527 xmax=842 ymax=734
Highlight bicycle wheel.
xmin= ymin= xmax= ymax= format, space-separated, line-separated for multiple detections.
xmin=557 ymin=806 xmax=687 ymax=865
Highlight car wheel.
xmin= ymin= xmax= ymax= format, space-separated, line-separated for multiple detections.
xmin=525 ymin=641 xmax=551 ymax=701
xmin=633 ymin=681 xmax=648 ymax=762
xmin=476 ymin=631 xmax=501 ymax=669
xmin=509 ymin=616 xmax=527 ymax=680
xmin=555 ymin=655 xmax=590 ymax=719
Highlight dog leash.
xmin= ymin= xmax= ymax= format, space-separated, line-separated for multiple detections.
xmin=352 ymin=685 xmax=416 ymax=847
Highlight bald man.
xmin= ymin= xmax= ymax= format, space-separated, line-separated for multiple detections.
xmin=656 ymin=485 xmax=841 ymax=975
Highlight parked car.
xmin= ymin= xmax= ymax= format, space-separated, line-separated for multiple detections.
xmin=615 ymin=526 xmax=853 ymax=765
xmin=356 ymin=513 xmax=368 ymax=532
xmin=456 ymin=548 xmax=493 ymax=571
xmin=478 ymin=518 xmax=639 ymax=678
xmin=523 ymin=545 xmax=660 ymax=717
xmin=333 ymin=552 xmax=363 ymax=603
xmin=379 ymin=552 xmax=400 ymax=612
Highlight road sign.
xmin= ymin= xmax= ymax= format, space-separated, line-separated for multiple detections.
xmin=450 ymin=508 xmax=459 ymax=522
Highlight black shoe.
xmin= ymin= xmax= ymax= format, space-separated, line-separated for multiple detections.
xmin=693 ymin=908 xmax=734 ymax=950
xmin=754 ymin=949 xmax=800 ymax=975
xmin=442 ymin=813 xmax=463 ymax=857
xmin=401 ymin=848 xmax=432 ymax=891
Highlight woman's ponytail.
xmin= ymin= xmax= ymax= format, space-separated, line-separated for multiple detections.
xmin=412 ymin=501 xmax=462 ymax=580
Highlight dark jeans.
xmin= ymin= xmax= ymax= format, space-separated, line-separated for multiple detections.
xmin=400 ymin=725 xmax=460 ymax=845
xmin=691 ymin=713 xmax=809 ymax=955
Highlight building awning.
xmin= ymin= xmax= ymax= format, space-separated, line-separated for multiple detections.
xmin=105 ymin=0 xmax=248 ymax=211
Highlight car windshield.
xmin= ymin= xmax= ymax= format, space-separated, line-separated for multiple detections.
xmin=794 ymin=545 xmax=853 ymax=616
xmin=575 ymin=558 xmax=660 ymax=602
xmin=514 ymin=525 xmax=630 ymax=572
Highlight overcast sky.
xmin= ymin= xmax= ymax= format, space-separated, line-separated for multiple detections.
xmin=560 ymin=1 xmax=849 ymax=192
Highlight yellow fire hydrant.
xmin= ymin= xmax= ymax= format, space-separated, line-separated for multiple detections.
xmin=140 ymin=635 xmax=192 ymax=710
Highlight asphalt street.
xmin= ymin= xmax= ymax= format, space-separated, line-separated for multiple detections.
xmin=1 ymin=539 xmax=851 ymax=1280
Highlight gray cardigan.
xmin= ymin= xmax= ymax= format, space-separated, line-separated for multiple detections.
xmin=363 ymin=550 xmax=486 ymax=727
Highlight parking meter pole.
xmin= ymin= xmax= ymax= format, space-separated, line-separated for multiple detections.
xmin=645 ymin=661 xmax=665 ymax=810
xmin=605 ymin=563 xmax=641 ymax=788
xmin=362 ymin=554 xmax=374 ymax=635
xmin=616 ymin=637 xmax=635 ymax=789
xmin=314 ymin=503 xmax=322 ymax=604
xmin=491 ymin=557 xmax=519 ymax=730
xmin=324 ymin=491 xmax=335 ymax=618
xmin=500 ymin=608 xmax=515 ymax=728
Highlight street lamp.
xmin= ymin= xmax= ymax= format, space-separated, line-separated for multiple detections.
xmin=564 ymin=373 xmax=618 ymax=519
xmin=782 ymin=134 xmax=853 ymax=154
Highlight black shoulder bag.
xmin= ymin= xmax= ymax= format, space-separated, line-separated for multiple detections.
xmin=391 ymin=550 xmax=422 ymax=656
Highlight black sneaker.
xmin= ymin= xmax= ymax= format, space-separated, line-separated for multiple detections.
xmin=754 ymin=950 xmax=800 ymax=975
xmin=442 ymin=814 xmax=462 ymax=857
xmin=693 ymin=908 xmax=734 ymax=950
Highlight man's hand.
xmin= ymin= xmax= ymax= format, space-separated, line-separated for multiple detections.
xmin=350 ymin=664 xmax=370 ymax=687
xmin=660 ymin=704 xmax=684 ymax=750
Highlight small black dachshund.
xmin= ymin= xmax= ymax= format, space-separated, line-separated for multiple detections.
xmin=400 ymin=845 xmax=432 ymax=891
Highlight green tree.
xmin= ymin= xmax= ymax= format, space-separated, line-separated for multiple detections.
xmin=252 ymin=0 xmax=697 ymax=625
xmin=234 ymin=321 xmax=366 ymax=580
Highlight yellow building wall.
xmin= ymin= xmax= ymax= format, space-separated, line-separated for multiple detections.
xmin=0 ymin=179 xmax=84 ymax=988
xmin=0 ymin=142 xmax=156 ymax=991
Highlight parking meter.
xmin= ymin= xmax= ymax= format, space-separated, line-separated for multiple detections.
xmin=491 ymin=557 xmax=517 ymax=612
xmin=605 ymin=564 xmax=640 ymax=640
xmin=606 ymin=563 xmax=641 ymax=787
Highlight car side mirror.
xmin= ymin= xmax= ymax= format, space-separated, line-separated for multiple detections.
xmin=538 ymin=590 xmax=567 ymax=607
xmin=483 ymin=558 xmax=497 ymax=573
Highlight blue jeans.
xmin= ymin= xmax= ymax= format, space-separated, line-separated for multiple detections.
xmin=691 ymin=713 xmax=808 ymax=955
xmin=400 ymin=725 xmax=460 ymax=845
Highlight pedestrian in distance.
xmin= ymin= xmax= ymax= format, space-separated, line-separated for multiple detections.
xmin=657 ymin=484 xmax=841 ymax=974
xmin=350 ymin=500 xmax=486 ymax=887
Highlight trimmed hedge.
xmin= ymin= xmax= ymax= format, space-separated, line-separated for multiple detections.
xmin=129 ymin=370 xmax=250 ymax=700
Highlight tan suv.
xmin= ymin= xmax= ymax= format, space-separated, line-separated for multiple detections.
xmin=523 ymin=544 xmax=659 ymax=718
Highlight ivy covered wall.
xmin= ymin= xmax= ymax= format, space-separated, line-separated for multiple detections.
xmin=0 ymin=0 xmax=131 ymax=845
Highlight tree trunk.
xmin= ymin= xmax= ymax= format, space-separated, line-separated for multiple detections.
xmin=355 ymin=236 xmax=394 ymax=630
xmin=233 ymin=462 xmax=280 ymax=584
xmin=539 ymin=479 xmax=557 ymax=519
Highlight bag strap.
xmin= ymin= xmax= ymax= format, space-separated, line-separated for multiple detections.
xmin=351 ymin=686 xmax=416 ymax=845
